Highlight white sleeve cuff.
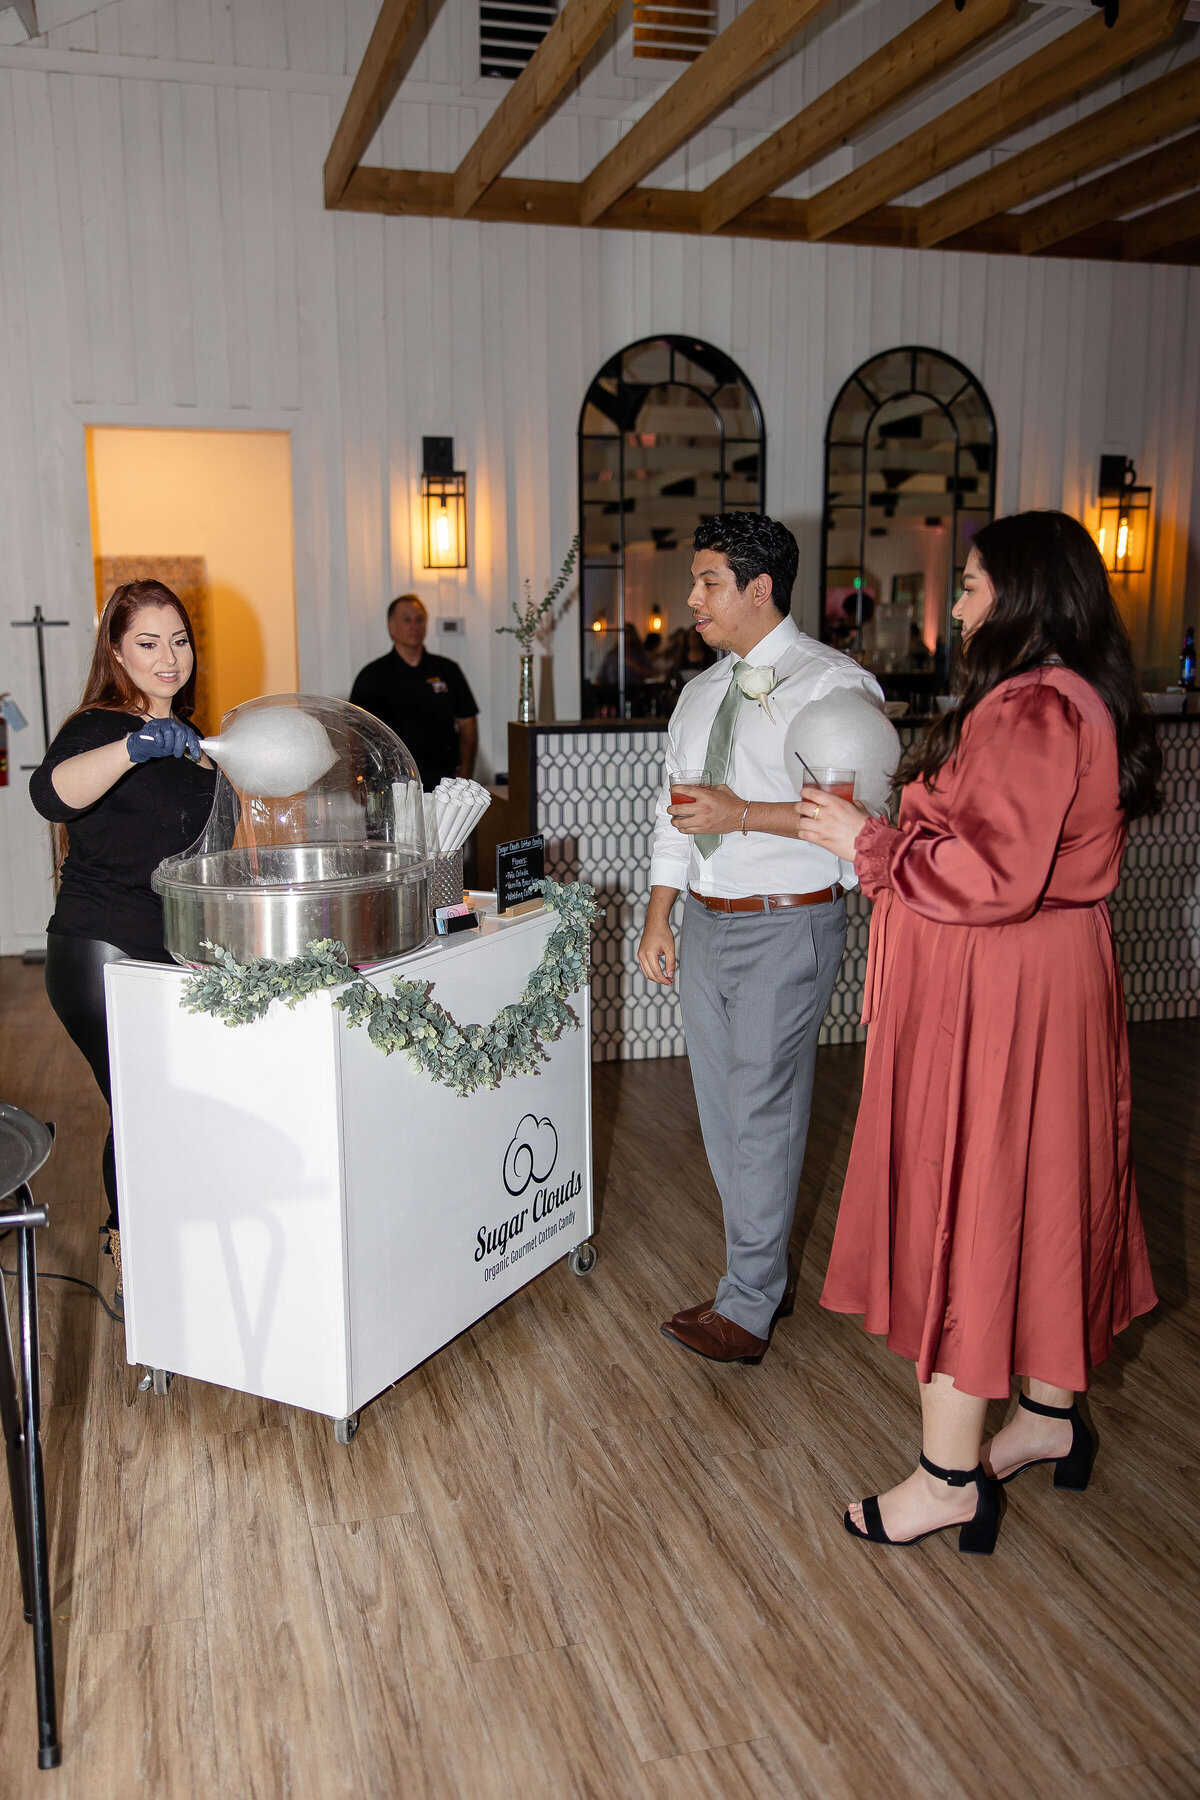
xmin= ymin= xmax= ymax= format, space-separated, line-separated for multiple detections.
xmin=649 ymin=848 xmax=690 ymax=892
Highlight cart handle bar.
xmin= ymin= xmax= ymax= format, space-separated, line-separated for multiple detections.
xmin=0 ymin=1206 xmax=48 ymax=1232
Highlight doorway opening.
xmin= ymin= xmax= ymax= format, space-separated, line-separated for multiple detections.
xmin=86 ymin=427 xmax=298 ymax=738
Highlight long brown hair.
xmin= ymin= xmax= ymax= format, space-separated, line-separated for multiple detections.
xmin=73 ymin=580 xmax=199 ymax=722
xmin=53 ymin=581 xmax=200 ymax=871
xmin=899 ymin=511 xmax=1161 ymax=819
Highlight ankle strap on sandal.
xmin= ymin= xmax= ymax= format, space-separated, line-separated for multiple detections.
xmin=918 ymin=1453 xmax=982 ymax=1487
xmin=1018 ymin=1394 xmax=1075 ymax=1419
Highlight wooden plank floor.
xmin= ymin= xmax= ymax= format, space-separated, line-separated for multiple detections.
xmin=0 ymin=955 xmax=1197 ymax=1799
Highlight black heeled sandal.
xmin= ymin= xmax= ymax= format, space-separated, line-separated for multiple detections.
xmin=843 ymin=1453 xmax=1002 ymax=1555
xmin=994 ymin=1392 xmax=1094 ymax=1490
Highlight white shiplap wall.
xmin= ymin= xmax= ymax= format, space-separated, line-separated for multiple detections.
xmin=0 ymin=0 xmax=1198 ymax=950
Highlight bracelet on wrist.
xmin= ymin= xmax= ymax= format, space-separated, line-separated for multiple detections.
xmin=740 ymin=802 xmax=751 ymax=837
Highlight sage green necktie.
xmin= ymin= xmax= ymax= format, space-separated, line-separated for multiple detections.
xmin=695 ymin=660 xmax=747 ymax=860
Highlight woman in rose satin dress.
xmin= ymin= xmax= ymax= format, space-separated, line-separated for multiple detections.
xmin=797 ymin=511 xmax=1160 ymax=1554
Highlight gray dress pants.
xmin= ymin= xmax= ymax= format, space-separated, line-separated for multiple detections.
xmin=679 ymin=891 xmax=847 ymax=1339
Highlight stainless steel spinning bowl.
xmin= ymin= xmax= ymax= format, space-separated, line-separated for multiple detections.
xmin=155 ymin=843 xmax=433 ymax=966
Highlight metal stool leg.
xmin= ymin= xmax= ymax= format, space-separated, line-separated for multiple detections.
xmin=0 ymin=1255 xmax=34 ymax=1622
xmin=12 ymin=1185 xmax=60 ymax=1769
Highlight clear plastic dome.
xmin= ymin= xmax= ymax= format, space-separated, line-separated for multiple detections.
xmin=154 ymin=694 xmax=433 ymax=967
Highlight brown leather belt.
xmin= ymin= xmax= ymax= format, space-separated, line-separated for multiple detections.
xmin=688 ymin=885 xmax=842 ymax=914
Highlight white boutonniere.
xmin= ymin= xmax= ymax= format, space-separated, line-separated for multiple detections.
xmin=734 ymin=663 xmax=780 ymax=723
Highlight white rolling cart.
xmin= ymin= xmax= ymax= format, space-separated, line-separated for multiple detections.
xmin=105 ymin=905 xmax=594 ymax=1441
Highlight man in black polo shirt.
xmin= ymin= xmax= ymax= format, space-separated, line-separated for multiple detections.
xmin=350 ymin=594 xmax=479 ymax=789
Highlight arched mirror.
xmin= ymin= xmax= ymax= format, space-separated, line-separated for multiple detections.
xmin=578 ymin=335 xmax=765 ymax=719
xmin=821 ymin=346 xmax=996 ymax=707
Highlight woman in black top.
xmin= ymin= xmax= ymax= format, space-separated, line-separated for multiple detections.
xmin=30 ymin=581 xmax=217 ymax=1301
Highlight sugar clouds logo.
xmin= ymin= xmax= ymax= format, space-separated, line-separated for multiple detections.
xmin=503 ymin=1114 xmax=558 ymax=1196
xmin=476 ymin=1114 xmax=582 ymax=1272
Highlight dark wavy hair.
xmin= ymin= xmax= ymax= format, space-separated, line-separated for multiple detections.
xmin=693 ymin=513 xmax=799 ymax=616
xmin=900 ymin=510 xmax=1161 ymax=818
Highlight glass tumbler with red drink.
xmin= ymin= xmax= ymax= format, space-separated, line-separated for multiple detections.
xmin=668 ymin=768 xmax=713 ymax=808
xmin=812 ymin=767 xmax=856 ymax=803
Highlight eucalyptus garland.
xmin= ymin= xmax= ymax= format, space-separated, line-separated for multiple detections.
xmin=179 ymin=878 xmax=599 ymax=1097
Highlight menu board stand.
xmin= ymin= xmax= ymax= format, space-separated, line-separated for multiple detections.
xmin=496 ymin=833 xmax=546 ymax=916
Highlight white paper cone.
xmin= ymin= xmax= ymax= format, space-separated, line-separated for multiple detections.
xmin=442 ymin=798 xmax=471 ymax=853
xmin=442 ymin=792 xmax=491 ymax=856
xmin=423 ymin=792 xmax=440 ymax=854
xmin=393 ymin=781 xmax=421 ymax=851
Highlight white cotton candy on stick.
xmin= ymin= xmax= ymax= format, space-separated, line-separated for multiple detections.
xmin=784 ymin=690 xmax=901 ymax=814
xmin=199 ymin=709 xmax=338 ymax=798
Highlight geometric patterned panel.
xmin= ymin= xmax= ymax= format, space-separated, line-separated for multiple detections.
xmin=1111 ymin=719 xmax=1200 ymax=1022
xmin=535 ymin=728 xmax=686 ymax=1061
xmin=533 ymin=718 xmax=1200 ymax=1061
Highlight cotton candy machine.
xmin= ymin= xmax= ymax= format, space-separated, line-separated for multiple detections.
xmin=153 ymin=695 xmax=433 ymax=966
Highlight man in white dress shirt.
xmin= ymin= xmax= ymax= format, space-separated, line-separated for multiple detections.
xmin=637 ymin=514 xmax=882 ymax=1363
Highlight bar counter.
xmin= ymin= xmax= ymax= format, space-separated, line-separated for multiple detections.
xmin=494 ymin=716 xmax=1200 ymax=1061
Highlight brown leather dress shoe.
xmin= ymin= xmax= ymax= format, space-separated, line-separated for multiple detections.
xmin=663 ymin=1298 xmax=717 ymax=1331
xmin=660 ymin=1308 xmax=768 ymax=1364
xmin=660 ymin=1256 xmax=799 ymax=1363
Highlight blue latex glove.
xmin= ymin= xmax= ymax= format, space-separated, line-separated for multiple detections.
xmin=126 ymin=717 xmax=203 ymax=763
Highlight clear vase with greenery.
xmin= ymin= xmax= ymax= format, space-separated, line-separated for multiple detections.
xmin=497 ymin=535 xmax=580 ymax=723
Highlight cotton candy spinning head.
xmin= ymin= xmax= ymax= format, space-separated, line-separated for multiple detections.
xmin=199 ymin=707 xmax=338 ymax=798
xmin=784 ymin=690 xmax=901 ymax=813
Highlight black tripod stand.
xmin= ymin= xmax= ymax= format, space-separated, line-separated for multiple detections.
xmin=0 ymin=1105 xmax=61 ymax=1770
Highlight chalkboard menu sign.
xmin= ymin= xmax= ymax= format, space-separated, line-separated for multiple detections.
xmin=496 ymin=834 xmax=546 ymax=916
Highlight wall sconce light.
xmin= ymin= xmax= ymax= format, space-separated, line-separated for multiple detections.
xmin=649 ymin=611 xmax=663 ymax=633
xmin=1096 ymin=455 xmax=1151 ymax=575
xmin=591 ymin=614 xmax=607 ymax=633
xmin=421 ymin=436 xmax=467 ymax=569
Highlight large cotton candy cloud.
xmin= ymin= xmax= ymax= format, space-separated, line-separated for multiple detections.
xmin=784 ymin=689 xmax=902 ymax=814
xmin=200 ymin=707 xmax=339 ymax=798
xmin=503 ymin=1115 xmax=559 ymax=1196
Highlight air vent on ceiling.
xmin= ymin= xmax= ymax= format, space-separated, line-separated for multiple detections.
xmin=633 ymin=1 xmax=716 ymax=62
xmin=481 ymin=0 xmax=558 ymax=79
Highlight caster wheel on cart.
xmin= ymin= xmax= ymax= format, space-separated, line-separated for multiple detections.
xmin=568 ymin=1242 xmax=597 ymax=1277
xmin=334 ymin=1415 xmax=359 ymax=1445
xmin=141 ymin=1367 xmax=172 ymax=1397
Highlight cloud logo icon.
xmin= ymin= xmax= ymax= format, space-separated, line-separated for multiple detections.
xmin=503 ymin=1115 xmax=558 ymax=1196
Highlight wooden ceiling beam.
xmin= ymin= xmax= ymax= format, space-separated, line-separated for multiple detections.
xmin=805 ymin=0 xmax=1185 ymax=243
xmin=336 ymin=166 xmax=1151 ymax=262
xmin=700 ymin=0 xmax=1020 ymax=235
xmin=919 ymin=49 xmax=1200 ymax=246
xmin=453 ymin=0 xmax=626 ymax=216
xmin=1019 ymin=126 xmax=1200 ymax=253
xmin=579 ymin=0 xmax=837 ymax=226
xmin=1124 ymin=185 xmax=1200 ymax=258
xmin=324 ymin=0 xmax=431 ymax=207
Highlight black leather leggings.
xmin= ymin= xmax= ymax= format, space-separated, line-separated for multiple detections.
xmin=43 ymin=934 xmax=161 ymax=1232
